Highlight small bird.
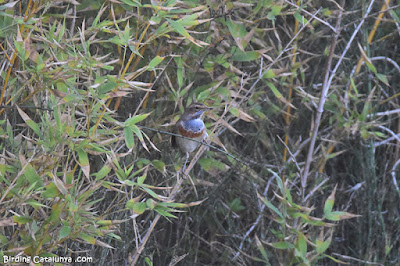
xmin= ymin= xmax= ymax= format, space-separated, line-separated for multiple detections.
xmin=172 ymin=102 xmax=211 ymax=170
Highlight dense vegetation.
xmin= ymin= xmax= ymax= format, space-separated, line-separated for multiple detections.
xmin=0 ymin=0 xmax=399 ymax=265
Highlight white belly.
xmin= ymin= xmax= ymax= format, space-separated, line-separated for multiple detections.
xmin=176 ymin=131 xmax=208 ymax=153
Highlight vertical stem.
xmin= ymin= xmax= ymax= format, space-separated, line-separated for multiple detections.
xmin=301 ymin=0 xmax=345 ymax=193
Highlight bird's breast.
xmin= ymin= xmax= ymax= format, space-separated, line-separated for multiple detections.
xmin=178 ymin=119 xmax=205 ymax=138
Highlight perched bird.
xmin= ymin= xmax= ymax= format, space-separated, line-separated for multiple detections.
xmin=172 ymin=102 xmax=211 ymax=170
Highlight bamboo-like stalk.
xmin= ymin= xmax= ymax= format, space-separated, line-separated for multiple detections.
xmin=302 ymin=0 xmax=345 ymax=192
xmin=317 ymin=0 xmax=391 ymax=174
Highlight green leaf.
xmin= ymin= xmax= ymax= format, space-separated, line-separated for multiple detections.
xmin=263 ymin=69 xmax=276 ymax=79
xmin=126 ymin=200 xmax=147 ymax=214
xmin=229 ymin=107 xmax=240 ymax=117
xmin=316 ymin=239 xmax=330 ymax=254
xmin=262 ymin=198 xmax=284 ymax=219
xmin=376 ymin=73 xmax=389 ymax=85
xmin=324 ymin=186 xmax=336 ymax=216
xmin=146 ymin=199 xmax=156 ymax=210
xmin=175 ymin=57 xmax=183 ymax=89
xmin=17 ymin=106 xmax=42 ymax=137
xmin=98 ymin=81 xmax=117 ymax=95
xmin=125 ymin=113 xmax=151 ymax=127
xmin=13 ymin=215 xmax=32 ymax=225
xmin=229 ymin=198 xmax=245 ymax=212
xmin=59 ymin=225 xmax=71 ymax=239
xmin=272 ymin=241 xmax=294 ymax=249
xmin=232 ymin=50 xmax=259 ymax=62
xmin=266 ymin=81 xmax=282 ymax=98
xmin=24 ymin=164 xmax=43 ymax=188
xmin=137 ymin=175 xmax=146 ymax=185
xmin=198 ymin=158 xmax=228 ymax=173
xmin=77 ymin=148 xmax=90 ymax=178
xmin=130 ymin=124 xmax=144 ymax=142
xmin=42 ymin=183 xmax=59 ymax=198
xmin=94 ymin=165 xmax=111 ymax=180
xmin=146 ymin=56 xmax=165 ymax=71
xmin=293 ymin=12 xmax=309 ymax=24
xmin=78 ymin=232 xmax=96 ymax=245
xmin=365 ymin=60 xmax=377 ymax=74
xmin=26 ymin=199 xmax=47 ymax=208
xmin=108 ymin=233 xmax=121 ymax=240
xmin=155 ymin=208 xmax=177 ymax=219
xmin=297 ymin=234 xmax=307 ymax=257
xmin=255 ymin=236 xmax=270 ymax=263
xmin=158 ymin=202 xmax=187 ymax=208
xmin=166 ymin=18 xmax=191 ymax=39
xmin=120 ymin=0 xmax=142 ymax=7
xmin=77 ymin=148 xmax=89 ymax=166
xmin=145 ymin=257 xmax=153 ymax=266
xmin=141 ymin=186 xmax=161 ymax=200
xmin=49 ymin=202 xmax=62 ymax=223
xmin=124 ymin=127 xmax=135 ymax=149
xmin=152 ymin=160 xmax=165 ymax=172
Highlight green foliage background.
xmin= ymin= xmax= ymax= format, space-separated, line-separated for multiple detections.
xmin=0 ymin=0 xmax=399 ymax=265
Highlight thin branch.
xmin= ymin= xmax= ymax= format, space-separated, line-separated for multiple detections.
xmin=245 ymin=8 xmax=320 ymax=103
xmin=391 ymin=158 xmax=400 ymax=195
xmin=130 ymin=96 xmax=232 ymax=265
xmin=302 ymin=0 xmax=345 ymax=193
xmin=232 ymin=177 xmax=275 ymax=261
xmin=138 ymin=125 xmax=246 ymax=165
xmin=284 ymin=0 xmax=337 ymax=33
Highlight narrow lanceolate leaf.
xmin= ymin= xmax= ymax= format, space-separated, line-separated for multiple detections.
xmin=175 ymin=57 xmax=183 ymax=89
xmin=95 ymin=165 xmax=111 ymax=180
xmin=124 ymin=113 xmax=151 ymax=127
xmin=229 ymin=107 xmax=255 ymax=122
xmin=146 ymin=56 xmax=165 ymax=71
xmin=297 ymin=233 xmax=307 ymax=257
xmin=324 ymin=184 xmax=337 ymax=216
xmin=325 ymin=211 xmax=361 ymax=221
xmin=78 ymin=232 xmax=96 ymax=245
xmin=257 ymin=193 xmax=284 ymax=219
xmin=16 ymin=106 xmax=42 ymax=137
xmin=166 ymin=18 xmax=207 ymax=47
xmin=124 ymin=127 xmax=135 ymax=149
xmin=26 ymin=199 xmax=47 ymax=208
xmin=77 ymin=148 xmax=90 ymax=179
xmin=120 ymin=0 xmax=142 ymax=7
xmin=266 ymin=82 xmax=295 ymax=108
xmin=130 ymin=124 xmax=149 ymax=152
xmin=255 ymin=236 xmax=270 ymax=262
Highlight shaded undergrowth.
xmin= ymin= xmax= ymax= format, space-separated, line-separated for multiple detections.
xmin=0 ymin=0 xmax=399 ymax=265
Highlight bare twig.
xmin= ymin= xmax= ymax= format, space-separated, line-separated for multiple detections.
xmin=376 ymin=125 xmax=400 ymax=146
xmin=244 ymin=8 xmax=320 ymax=104
xmin=391 ymin=158 xmax=400 ymax=195
xmin=331 ymin=252 xmax=384 ymax=265
xmin=232 ymin=176 xmax=275 ymax=261
xmin=133 ymin=57 xmax=174 ymax=116
xmin=302 ymin=0 xmax=345 ymax=193
xmin=284 ymin=0 xmax=337 ymax=33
